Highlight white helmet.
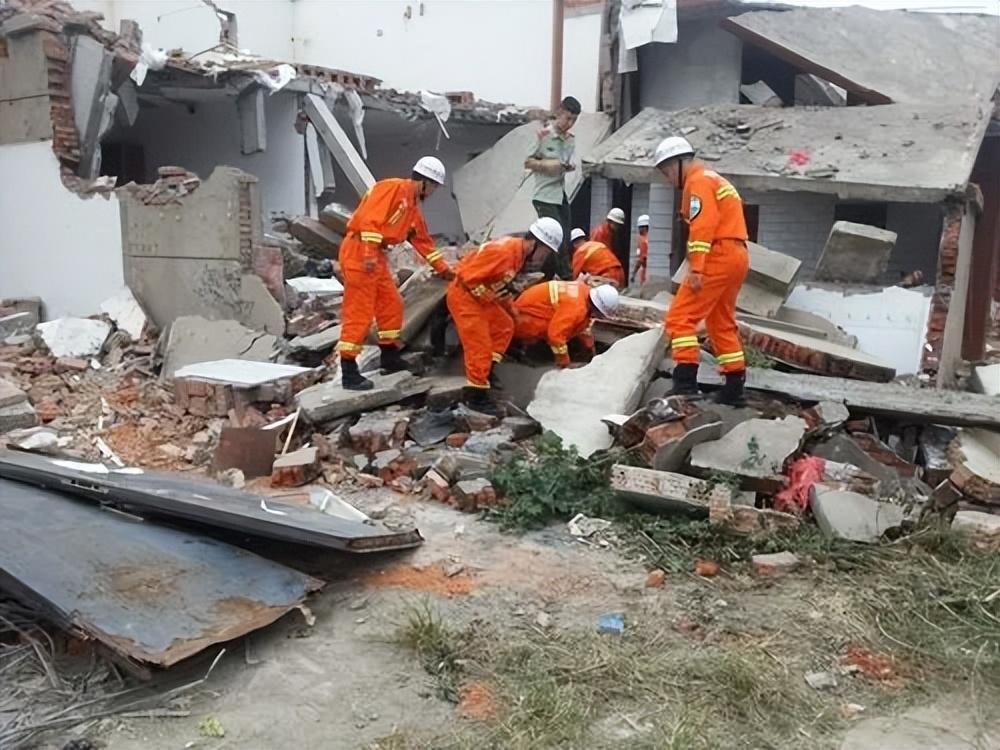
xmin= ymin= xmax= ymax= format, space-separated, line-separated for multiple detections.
xmin=589 ymin=284 xmax=619 ymax=318
xmin=607 ymin=207 xmax=626 ymax=225
xmin=413 ymin=155 xmax=446 ymax=184
xmin=529 ymin=217 xmax=563 ymax=251
xmin=570 ymin=227 xmax=587 ymax=242
xmin=653 ymin=136 xmax=695 ymax=167
xmin=637 ymin=214 xmax=650 ymax=228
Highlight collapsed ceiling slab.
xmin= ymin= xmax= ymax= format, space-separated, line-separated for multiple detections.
xmin=0 ymin=477 xmax=321 ymax=670
xmin=721 ymin=7 xmax=1000 ymax=105
xmin=585 ymin=104 xmax=991 ymax=203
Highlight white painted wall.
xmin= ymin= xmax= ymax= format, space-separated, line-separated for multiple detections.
xmin=75 ymin=0 xmax=602 ymax=109
xmin=0 ymin=142 xmax=124 ymax=319
xmin=122 ymin=91 xmax=305 ymax=222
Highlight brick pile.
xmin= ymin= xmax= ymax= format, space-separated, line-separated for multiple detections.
xmin=119 ymin=166 xmax=202 ymax=206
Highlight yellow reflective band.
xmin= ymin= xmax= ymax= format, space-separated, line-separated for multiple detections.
xmin=360 ymin=231 xmax=383 ymax=243
xmin=548 ymin=281 xmax=560 ymax=305
xmin=550 ymin=344 xmax=569 ymax=355
xmin=716 ymin=351 xmax=745 ymax=364
xmin=472 ymin=285 xmax=488 ymax=297
xmin=466 ymin=380 xmax=490 ymax=389
xmin=426 ymin=250 xmax=443 ymax=262
xmin=671 ymin=336 xmax=700 ymax=348
xmin=583 ymin=245 xmax=599 ymax=261
xmin=491 ymin=352 xmax=504 ymax=363
xmin=337 ymin=341 xmax=364 ymax=352
xmin=377 ymin=329 xmax=401 ymax=339
xmin=687 ymin=241 xmax=711 ymax=254
xmin=387 ymin=204 xmax=406 ymax=225
xmin=715 ymin=185 xmax=740 ymax=200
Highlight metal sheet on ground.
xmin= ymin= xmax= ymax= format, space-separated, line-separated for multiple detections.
xmin=0 ymin=450 xmax=423 ymax=552
xmin=0 ymin=478 xmax=322 ymax=668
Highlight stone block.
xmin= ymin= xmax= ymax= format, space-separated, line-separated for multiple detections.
xmin=809 ymin=483 xmax=904 ymax=543
xmin=37 ymin=318 xmax=111 ymax=359
xmin=752 ymin=551 xmax=800 ymax=575
xmin=0 ymin=401 xmax=39 ymax=433
xmin=815 ymin=221 xmax=897 ymax=284
xmin=271 ymin=446 xmax=321 ymax=487
xmin=349 ymin=411 xmax=411 ymax=454
xmin=0 ymin=379 xmax=28 ymax=409
xmin=452 ymin=478 xmax=498 ymax=512
xmin=951 ymin=510 xmax=1000 ymax=543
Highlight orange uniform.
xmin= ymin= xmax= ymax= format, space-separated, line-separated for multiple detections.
xmin=665 ymin=164 xmax=749 ymax=374
xmin=337 ymin=178 xmax=450 ymax=360
xmin=513 ymin=280 xmax=594 ymax=367
xmin=571 ymin=241 xmax=625 ymax=287
xmin=446 ymin=236 xmax=529 ymax=388
xmin=635 ymin=233 xmax=649 ymax=284
xmin=590 ymin=222 xmax=615 ymax=248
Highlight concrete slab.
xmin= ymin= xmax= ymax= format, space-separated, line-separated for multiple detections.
xmin=773 ymin=306 xmax=858 ymax=348
xmin=528 ymin=328 xmax=663 ymax=458
xmin=611 ymin=463 xmax=731 ymax=515
xmin=37 ymin=318 xmax=111 ymax=359
xmin=795 ymin=73 xmax=845 ymax=106
xmin=815 ymin=221 xmax=897 ymax=284
xmin=162 ymin=317 xmax=277 ymax=378
xmin=0 ymin=401 xmax=39 ymax=433
xmin=296 ymin=371 xmax=431 ymax=424
xmin=303 ymin=94 xmax=374 ymax=196
xmin=971 ymin=363 xmax=1000 ymax=396
xmin=0 ymin=379 xmax=28 ymax=409
xmin=690 ymin=415 xmax=807 ymax=491
xmin=952 ymin=510 xmax=1000 ymax=538
xmin=173 ymin=360 xmax=311 ymax=386
xmin=240 ymin=275 xmax=285 ymax=336
xmin=286 ymin=277 xmax=344 ymax=296
xmin=809 ymin=483 xmax=904 ymax=543
xmin=0 ymin=312 xmax=34 ymax=339
xmin=99 ymin=288 xmax=147 ymax=341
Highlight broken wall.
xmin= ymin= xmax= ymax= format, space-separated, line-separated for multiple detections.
xmin=638 ymin=20 xmax=742 ymax=109
xmin=120 ymin=90 xmax=306 ymax=223
xmin=0 ymin=141 xmax=124 ymax=318
xmin=119 ymin=165 xmax=283 ymax=334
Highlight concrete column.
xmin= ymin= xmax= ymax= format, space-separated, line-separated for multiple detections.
xmin=589 ymin=177 xmax=612 ymax=231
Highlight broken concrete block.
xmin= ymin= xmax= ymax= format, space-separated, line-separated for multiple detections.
xmin=948 ymin=428 xmax=1000 ymax=504
xmin=815 ymin=221 xmax=897 ymax=284
xmin=297 ymin=371 xmax=431 ymax=424
xmin=639 ymin=412 xmax=723 ymax=472
xmin=529 ymin=327 xmax=664 ymax=458
xmin=288 ymin=216 xmax=341 ymax=255
xmin=0 ymin=401 xmax=39 ymax=433
xmin=452 ymin=478 xmax=498 ymax=512
xmin=611 ymin=463 xmax=732 ymax=514
xmin=425 ymin=375 xmax=468 ymax=410
xmin=271 ymin=446 xmax=321 ymax=487
xmin=100 ymin=288 xmax=148 ymax=341
xmin=918 ymin=425 xmax=956 ymax=487
xmin=286 ymin=276 xmax=344 ymax=298
xmin=408 ymin=409 xmax=456 ymax=447
xmin=809 ymin=483 xmax=904 ymax=543
xmin=752 ymin=551 xmax=800 ymax=575
xmin=432 ymin=451 xmax=492 ymax=483
xmin=806 ymin=401 xmax=850 ymax=433
xmin=239 ymin=275 xmax=285 ymax=336
xmin=741 ymin=80 xmax=782 ymax=107
xmin=971 ymin=363 xmax=1000 ymax=397
xmin=453 ymin=403 xmax=502 ymax=433
xmin=951 ymin=510 xmax=1000 ymax=542
xmin=0 ymin=313 xmax=34 ymax=339
xmin=3 ymin=426 xmax=60 ymax=453
xmin=424 ymin=468 xmax=452 ymax=502
xmin=163 ymin=317 xmax=277 ymax=378
xmin=462 ymin=427 xmax=517 ymax=456
xmin=690 ymin=416 xmax=807 ymax=491
xmin=173 ymin=360 xmax=316 ymax=417
xmin=54 ymin=357 xmax=91 ymax=374
xmin=0 ymin=379 xmax=28 ymax=409
xmin=349 ymin=411 xmax=411 ymax=454
xmin=502 ymin=416 xmax=539 ymax=441
xmin=36 ymin=318 xmax=111 ymax=359
xmin=794 ymin=73 xmax=845 ymax=106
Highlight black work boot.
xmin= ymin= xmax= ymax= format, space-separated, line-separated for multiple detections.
xmin=379 ymin=344 xmax=409 ymax=374
xmin=714 ymin=370 xmax=747 ymax=407
xmin=668 ymin=363 xmax=701 ymax=397
xmin=488 ymin=364 xmax=503 ymax=390
xmin=462 ymin=386 xmax=499 ymax=416
xmin=341 ymin=358 xmax=373 ymax=391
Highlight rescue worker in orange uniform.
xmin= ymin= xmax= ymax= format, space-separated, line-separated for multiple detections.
xmin=590 ymin=207 xmax=625 ymax=250
xmin=337 ymin=157 xmax=454 ymax=391
xmin=654 ymin=136 xmax=750 ymax=405
xmin=631 ymin=214 xmax=650 ymax=285
xmin=513 ymin=280 xmax=619 ymax=367
xmin=447 ymin=217 xmax=562 ymax=413
xmin=569 ymin=228 xmax=625 ymax=287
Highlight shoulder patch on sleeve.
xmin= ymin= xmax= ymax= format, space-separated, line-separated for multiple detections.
xmin=689 ymin=195 xmax=702 ymax=220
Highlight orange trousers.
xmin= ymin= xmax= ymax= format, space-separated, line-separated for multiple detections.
xmin=666 ymin=239 xmax=749 ymax=374
xmin=337 ymin=235 xmax=403 ymax=361
xmin=446 ymin=283 xmax=514 ymax=389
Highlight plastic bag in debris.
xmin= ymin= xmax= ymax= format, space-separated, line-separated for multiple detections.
xmin=130 ymin=42 xmax=167 ymax=87
xmin=775 ymin=455 xmax=879 ymax=513
xmin=420 ymin=90 xmax=452 ymax=122
xmin=253 ymin=63 xmax=297 ymax=93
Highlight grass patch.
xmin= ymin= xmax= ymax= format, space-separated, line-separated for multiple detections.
xmin=393 ymin=600 xmax=467 ymax=702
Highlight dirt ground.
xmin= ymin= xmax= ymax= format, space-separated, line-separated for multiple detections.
xmin=30 ymin=486 xmax=988 ymax=750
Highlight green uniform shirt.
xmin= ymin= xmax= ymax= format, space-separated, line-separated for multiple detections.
xmin=529 ymin=123 xmax=575 ymax=206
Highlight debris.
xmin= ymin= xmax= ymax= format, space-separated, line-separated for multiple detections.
xmin=36 ymin=317 xmax=111 ymax=359
xmin=741 ymin=80 xmax=783 ymax=107
xmin=350 ymin=410 xmax=411 ymax=453
xmin=446 ymin=433 xmax=469 ymax=448
xmin=462 ymin=426 xmax=517 ymax=456
xmin=611 ymin=463 xmax=733 ymax=514
xmin=0 ymin=378 xmax=28 ymax=409
xmin=303 ymin=93 xmax=375 ymax=196
xmin=804 ymin=671 xmax=839 ymax=690
xmin=451 ymin=478 xmax=498 ymax=512
xmin=212 ymin=427 xmax=276 ymax=479
xmin=948 ymin=429 xmax=1000 ymax=504
xmin=806 ymin=401 xmax=850 ymax=433
xmin=645 ymin=568 xmax=667 ymax=588
xmin=502 ymin=415 xmax=539 ymax=441
xmin=746 ymin=368 xmax=1000 ymax=428
xmin=694 ymin=560 xmax=720 ymax=577
xmin=287 ymin=216 xmax=341 ymax=255
xmin=638 ymin=409 xmax=723 ymax=472
xmin=795 ymin=73 xmax=846 ymax=106
xmin=528 ymin=328 xmax=663 ymax=458
xmin=752 ymin=551 xmax=801 ymax=575
xmin=99 ymin=288 xmax=148 ymax=341
xmin=809 ymin=483 xmax=905 ymax=542
xmin=452 ymin=403 xmax=501 ymax=433
xmin=0 ymin=477 xmax=322 ymax=668
xmin=271 ymin=446 xmax=322 ymax=487
xmin=536 ymin=611 xmax=553 ymax=628
xmin=690 ymin=416 xmax=807 ymax=491
xmin=815 ymin=221 xmax=897 ymax=284
xmin=0 ymin=401 xmax=39 ymax=433
xmin=951 ymin=510 xmax=1000 ymax=546
xmin=0 ymin=312 xmax=35 ymax=339
xmin=917 ymin=425 xmax=956 ymax=486
xmin=425 ymin=375 xmax=469 ymax=410
xmin=296 ymin=371 xmax=431 ymax=423
xmin=54 ymin=357 xmax=91 ymax=373
xmin=217 ymin=467 xmax=246 ymax=489
xmin=4 ymin=426 xmax=60 ymax=453
xmin=597 ymin=612 xmax=625 ymax=635
xmin=567 ymin=513 xmax=613 ymax=538
xmin=173 ymin=359 xmax=317 ymax=417
xmin=774 ymin=456 xmax=880 ymax=513
xmin=162 ymin=317 xmax=277 ymax=378
xmin=970 ymin=363 xmax=1000 ymax=396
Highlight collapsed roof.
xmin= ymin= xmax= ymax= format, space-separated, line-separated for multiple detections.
xmin=585 ymin=103 xmax=992 ymax=202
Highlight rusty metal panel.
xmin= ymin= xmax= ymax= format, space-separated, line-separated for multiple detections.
xmin=0 ymin=450 xmax=423 ymax=552
xmin=0 ymin=478 xmax=322 ymax=668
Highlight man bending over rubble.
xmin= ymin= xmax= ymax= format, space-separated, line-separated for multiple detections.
xmin=337 ymin=157 xmax=455 ymax=391
xmin=569 ymin=228 xmax=625 ymax=287
xmin=447 ymin=218 xmax=563 ymax=414
xmin=512 ymin=279 xmax=619 ymax=368
xmin=653 ymin=136 xmax=750 ymax=406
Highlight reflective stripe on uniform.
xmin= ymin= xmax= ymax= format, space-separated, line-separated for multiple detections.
xmin=360 ymin=231 xmax=383 ymax=244
xmin=471 ymin=284 xmax=488 ymax=297
xmin=715 ymin=351 xmax=745 ymax=365
xmin=715 ymin=185 xmax=740 ymax=201
xmin=378 ymin=329 xmax=401 ymax=339
xmin=687 ymin=240 xmax=711 ymax=254
xmin=671 ymin=335 xmax=700 ymax=349
xmin=466 ymin=380 xmax=490 ymax=389
xmin=491 ymin=352 xmax=504 ymax=363
xmin=548 ymin=281 xmax=560 ymax=305
xmin=337 ymin=341 xmax=364 ymax=352
xmin=550 ymin=343 xmax=569 ymax=355
xmin=426 ymin=250 xmax=443 ymax=263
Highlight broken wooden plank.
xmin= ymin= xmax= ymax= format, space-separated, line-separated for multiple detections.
xmin=303 ymin=93 xmax=375 ymax=196
xmin=296 ymin=371 xmax=431 ymax=423
xmin=745 ymin=368 xmax=1000 ymax=428
xmin=610 ymin=463 xmax=732 ymax=514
